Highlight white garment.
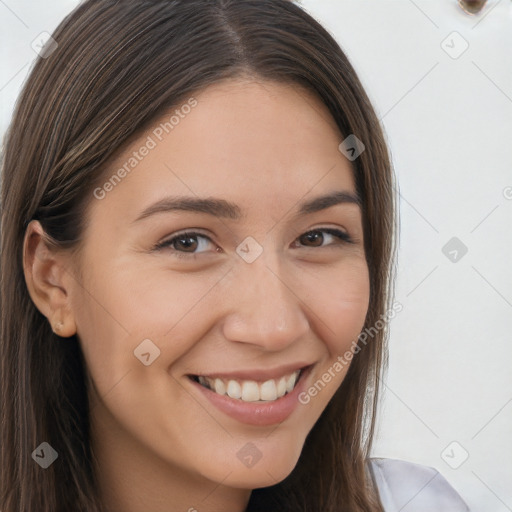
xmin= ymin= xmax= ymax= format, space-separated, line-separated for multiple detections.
xmin=368 ymin=458 xmax=470 ymax=511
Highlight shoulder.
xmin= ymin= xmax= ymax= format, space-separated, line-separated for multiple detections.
xmin=367 ymin=457 xmax=470 ymax=512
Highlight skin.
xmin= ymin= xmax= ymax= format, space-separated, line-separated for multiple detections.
xmin=24 ymin=78 xmax=370 ymax=512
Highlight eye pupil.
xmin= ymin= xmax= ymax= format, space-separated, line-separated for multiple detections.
xmin=176 ymin=235 xmax=198 ymax=251
xmin=301 ymin=231 xmax=323 ymax=247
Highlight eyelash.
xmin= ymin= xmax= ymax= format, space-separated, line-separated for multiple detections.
xmin=153 ymin=227 xmax=354 ymax=259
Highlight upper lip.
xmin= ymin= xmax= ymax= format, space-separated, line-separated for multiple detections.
xmin=189 ymin=362 xmax=313 ymax=383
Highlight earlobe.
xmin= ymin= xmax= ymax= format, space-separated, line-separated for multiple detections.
xmin=23 ymin=220 xmax=77 ymax=338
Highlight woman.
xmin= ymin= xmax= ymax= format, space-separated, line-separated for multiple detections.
xmin=0 ymin=1 xmax=470 ymax=511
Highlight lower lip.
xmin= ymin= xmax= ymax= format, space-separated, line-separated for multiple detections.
xmin=188 ymin=366 xmax=312 ymax=427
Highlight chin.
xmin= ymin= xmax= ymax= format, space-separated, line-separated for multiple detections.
xmin=199 ymin=438 xmax=304 ymax=490
xmin=217 ymin=461 xmax=298 ymax=490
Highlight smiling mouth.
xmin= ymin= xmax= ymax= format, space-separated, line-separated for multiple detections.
xmin=189 ymin=368 xmax=304 ymax=403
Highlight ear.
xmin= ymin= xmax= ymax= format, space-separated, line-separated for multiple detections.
xmin=23 ymin=220 xmax=77 ymax=338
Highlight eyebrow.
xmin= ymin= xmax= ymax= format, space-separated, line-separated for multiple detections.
xmin=133 ymin=190 xmax=361 ymax=223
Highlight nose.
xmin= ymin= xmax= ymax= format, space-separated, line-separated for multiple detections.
xmin=221 ymin=253 xmax=310 ymax=351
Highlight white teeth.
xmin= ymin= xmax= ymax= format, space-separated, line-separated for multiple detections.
xmin=260 ymin=379 xmax=277 ymax=401
xmin=276 ymin=376 xmax=287 ymax=396
xmin=214 ymin=378 xmax=226 ymax=395
xmin=286 ymin=373 xmax=296 ymax=393
xmin=226 ymin=380 xmax=242 ymax=399
xmin=241 ymin=381 xmax=260 ymax=402
xmin=195 ymin=370 xmax=301 ymax=402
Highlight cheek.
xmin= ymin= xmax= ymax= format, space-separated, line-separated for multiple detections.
xmin=75 ymin=254 xmax=222 ymax=338
xmin=298 ymin=257 xmax=370 ymax=351
xmin=72 ymin=261 xmax=227 ymax=384
xmin=295 ymin=259 xmax=370 ymax=409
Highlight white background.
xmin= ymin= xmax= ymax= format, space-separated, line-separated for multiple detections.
xmin=1 ymin=1 xmax=511 ymax=511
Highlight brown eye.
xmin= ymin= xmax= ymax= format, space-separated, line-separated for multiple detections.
xmin=299 ymin=231 xmax=324 ymax=247
xmin=296 ymin=228 xmax=353 ymax=248
xmin=172 ymin=234 xmax=199 ymax=252
xmin=154 ymin=231 xmax=216 ymax=257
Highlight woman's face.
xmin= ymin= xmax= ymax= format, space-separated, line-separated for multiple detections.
xmin=64 ymin=79 xmax=370 ymax=506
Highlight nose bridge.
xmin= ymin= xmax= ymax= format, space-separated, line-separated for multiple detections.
xmin=221 ymin=249 xmax=310 ymax=349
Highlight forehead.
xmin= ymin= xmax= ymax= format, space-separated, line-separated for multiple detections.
xmin=91 ymin=78 xmax=356 ymax=222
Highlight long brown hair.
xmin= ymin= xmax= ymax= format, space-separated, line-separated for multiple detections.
xmin=0 ymin=1 xmax=397 ymax=510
